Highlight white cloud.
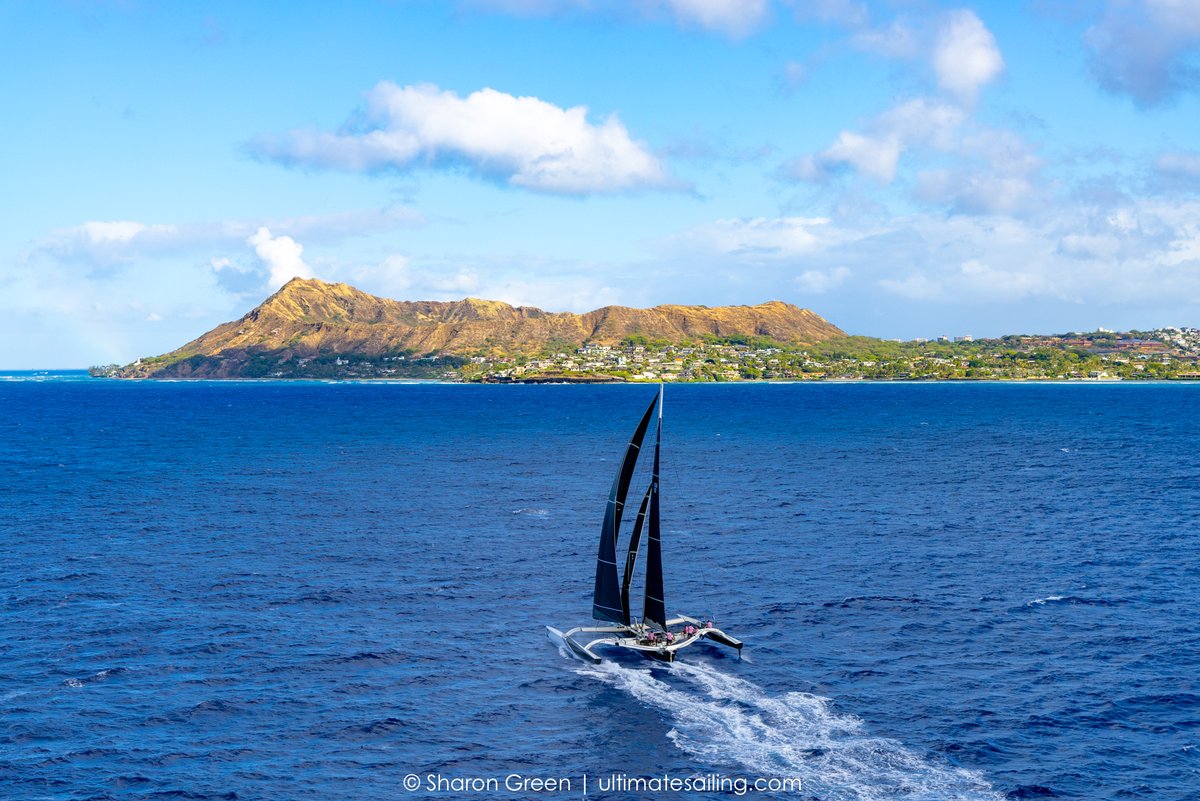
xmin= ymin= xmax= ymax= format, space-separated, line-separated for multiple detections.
xmin=1154 ymin=150 xmax=1200 ymax=190
xmin=879 ymin=273 xmax=945 ymax=300
xmin=791 ymin=98 xmax=965 ymax=184
xmin=1058 ymin=233 xmax=1123 ymax=259
xmin=823 ymin=131 xmax=904 ymax=182
xmin=477 ymin=274 xmax=621 ymax=313
xmin=671 ymin=216 xmax=838 ymax=258
xmin=789 ymin=91 xmax=1045 ymax=214
xmin=31 ymin=207 xmax=423 ymax=270
xmin=465 ymin=0 xmax=767 ymax=37
xmin=251 ymin=82 xmax=675 ymax=195
xmin=37 ymin=221 xmax=180 ymax=266
xmin=957 ymin=258 xmax=1048 ymax=300
xmin=660 ymin=198 xmax=1200 ymax=325
xmin=793 ymin=0 xmax=869 ymax=27
xmin=1160 ymin=220 xmax=1200 ymax=266
xmin=660 ymin=0 xmax=768 ymax=38
xmin=247 ymin=228 xmax=315 ymax=288
xmin=878 ymin=97 xmax=968 ymax=147
xmin=812 ymin=7 xmax=1005 ymax=105
xmin=915 ymin=147 xmax=1040 ymax=215
xmin=851 ymin=19 xmax=920 ymax=59
xmin=932 ymin=9 xmax=1005 ymax=103
xmin=880 ymin=260 xmax=1048 ymax=303
xmin=372 ymin=254 xmax=413 ymax=296
xmin=1085 ymin=0 xmax=1200 ymax=106
xmin=797 ymin=265 xmax=851 ymax=293
xmin=337 ymin=253 xmax=484 ymax=301
xmin=80 ymin=221 xmax=163 ymax=244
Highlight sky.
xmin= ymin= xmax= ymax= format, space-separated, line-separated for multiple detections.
xmin=3 ymin=0 xmax=1200 ymax=367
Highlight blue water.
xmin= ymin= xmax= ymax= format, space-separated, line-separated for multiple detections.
xmin=2 ymin=376 xmax=1197 ymax=800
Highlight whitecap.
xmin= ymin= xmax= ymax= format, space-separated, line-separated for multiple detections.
xmin=512 ymin=508 xmax=550 ymax=517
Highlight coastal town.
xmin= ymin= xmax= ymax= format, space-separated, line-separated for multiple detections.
xmin=89 ymin=326 xmax=1200 ymax=382
xmin=464 ymin=327 xmax=1200 ymax=383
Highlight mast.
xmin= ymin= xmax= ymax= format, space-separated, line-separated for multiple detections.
xmin=643 ymin=385 xmax=667 ymax=631
xmin=621 ymin=483 xmax=653 ymax=624
xmin=592 ymin=394 xmax=658 ymax=624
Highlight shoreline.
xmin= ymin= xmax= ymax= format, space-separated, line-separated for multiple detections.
xmin=7 ymin=371 xmax=1200 ymax=386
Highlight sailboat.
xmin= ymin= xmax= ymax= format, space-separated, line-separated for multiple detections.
xmin=547 ymin=386 xmax=742 ymax=663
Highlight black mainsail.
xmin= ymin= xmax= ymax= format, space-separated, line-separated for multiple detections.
xmin=642 ymin=388 xmax=667 ymax=630
xmin=592 ymin=395 xmax=658 ymax=624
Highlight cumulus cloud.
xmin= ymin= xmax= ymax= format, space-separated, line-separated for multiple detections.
xmin=799 ymin=131 xmax=904 ymax=182
xmin=932 ymin=10 xmax=1005 ymax=102
xmin=786 ymin=65 xmax=1044 ymax=214
xmin=250 ymin=82 xmax=675 ymax=195
xmin=789 ymin=98 xmax=966 ymax=184
xmin=826 ymin=6 xmax=1004 ymax=99
xmin=247 ymin=228 xmax=315 ymax=289
xmin=1085 ymin=0 xmax=1200 ymax=106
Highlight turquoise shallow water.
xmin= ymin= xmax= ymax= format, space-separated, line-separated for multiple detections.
xmin=1 ymin=376 xmax=1198 ymax=799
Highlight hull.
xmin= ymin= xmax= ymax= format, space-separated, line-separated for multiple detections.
xmin=550 ymin=616 xmax=740 ymax=664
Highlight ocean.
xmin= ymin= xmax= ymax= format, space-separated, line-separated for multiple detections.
xmin=1 ymin=374 xmax=1197 ymax=800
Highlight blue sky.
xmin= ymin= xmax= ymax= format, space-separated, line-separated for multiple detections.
xmin=3 ymin=0 xmax=1200 ymax=367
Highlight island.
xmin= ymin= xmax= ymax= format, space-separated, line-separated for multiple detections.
xmin=92 ymin=278 xmax=1200 ymax=382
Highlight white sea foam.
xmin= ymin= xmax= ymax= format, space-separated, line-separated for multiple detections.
xmin=577 ymin=660 xmax=1004 ymax=801
xmin=1026 ymin=595 xmax=1067 ymax=606
xmin=512 ymin=508 xmax=550 ymax=517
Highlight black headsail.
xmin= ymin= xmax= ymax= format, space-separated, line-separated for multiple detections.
xmin=643 ymin=385 xmax=667 ymax=631
xmin=620 ymin=483 xmax=653 ymax=624
xmin=592 ymin=394 xmax=658 ymax=624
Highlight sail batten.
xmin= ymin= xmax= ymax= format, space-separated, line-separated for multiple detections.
xmin=592 ymin=395 xmax=658 ymax=624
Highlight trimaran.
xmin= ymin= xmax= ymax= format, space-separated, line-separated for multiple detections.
xmin=547 ymin=386 xmax=742 ymax=663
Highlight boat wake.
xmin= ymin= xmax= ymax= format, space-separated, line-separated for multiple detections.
xmin=576 ymin=660 xmax=1004 ymax=801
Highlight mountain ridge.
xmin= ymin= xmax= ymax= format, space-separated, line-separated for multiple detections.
xmin=116 ymin=277 xmax=845 ymax=378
